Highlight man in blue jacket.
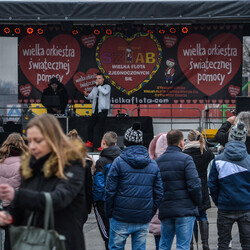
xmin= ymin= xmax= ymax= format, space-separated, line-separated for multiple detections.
xmin=156 ymin=130 xmax=202 ymax=250
xmin=105 ymin=123 xmax=163 ymax=250
xmin=209 ymin=122 xmax=250 ymax=250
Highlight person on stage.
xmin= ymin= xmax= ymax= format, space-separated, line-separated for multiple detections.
xmin=83 ymin=72 xmax=111 ymax=151
xmin=41 ymin=77 xmax=68 ymax=114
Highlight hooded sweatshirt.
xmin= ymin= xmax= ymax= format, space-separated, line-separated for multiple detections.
xmin=208 ymin=140 xmax=250 ymax=210
xmin=93 ymin=145 xmax=121 ymax=201
xmin=105 ymin=145 xmax=163 ymax=223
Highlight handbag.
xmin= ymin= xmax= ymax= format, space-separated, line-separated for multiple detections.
xmin=9 ymin=192 xmax=66 ymax=250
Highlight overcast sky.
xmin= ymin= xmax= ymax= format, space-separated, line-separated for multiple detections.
xmin=0 ymin=37 xmax=17 ymax=84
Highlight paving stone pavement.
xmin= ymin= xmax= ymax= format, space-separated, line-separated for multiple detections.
xmin=84 ymin=202 xmax=242 ymax=250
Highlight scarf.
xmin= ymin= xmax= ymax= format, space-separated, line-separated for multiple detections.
xmin=29 ymin=153 xmax=51 ymax=175
xmin=183 ymin=140 xmax=202 ymax=151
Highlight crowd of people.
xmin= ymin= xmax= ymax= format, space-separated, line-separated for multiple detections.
xmin=0 ymin=111 xmax=249 ymax=250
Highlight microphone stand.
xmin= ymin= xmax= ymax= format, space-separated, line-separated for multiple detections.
xmin=70 ymin=87 xmax=78 ymax=117
xmin=137 ymin=104 xmax=140 ymax=117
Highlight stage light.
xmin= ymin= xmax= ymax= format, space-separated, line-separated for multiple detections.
xmin=158 ymin=29 xmax=165 ymax=34
xmin=4 ymin=27 xmax=10 ymax=34
xmin=105 ymin=28 xmax=113 ymax=35
xmin=182 ymin=26 xmax=189 ymax=34
xmin=27 ymin=27 xmax=34 ymax=34
xmin=14 ymin=28 xmax=21 ymax=34
xmin=147 ymin=29 xmax=154 ymax=34
xmin=169 ymin=27 xmax=176 ymax=34
xmin=37 ymin=28 xmax=44 ymax=35
xmin=72 ymin=29 xmax=78 ymax=35
xmin=93 ymin=29 xmax=101 ymax=35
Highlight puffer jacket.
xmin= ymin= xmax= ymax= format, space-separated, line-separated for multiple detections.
xmin=105 ymin=145 xmax=163 ymax=223
xmin=156 ymin=146 xmax=202 ymax=220
xmin=208 ymin=141 xmax=250 ymax=210
xmin=0 ymin=155 xmax=21 ymax=207
xmin=9 ymin=152 xmax=87 ymax=250
xmin=0 ymin=156 xmax=21 ymax=189
xmin=93 ymin=145 xmax=121 ymax=201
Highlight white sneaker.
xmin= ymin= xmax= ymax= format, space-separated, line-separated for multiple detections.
xmin=229 ymin=240 xmax=232 ymax=249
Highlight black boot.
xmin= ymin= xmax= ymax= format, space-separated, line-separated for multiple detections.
xmin=190 ymin=235 xmax=194 ymax=250
xmin=199 ymin=221 xmax=210 ymax=250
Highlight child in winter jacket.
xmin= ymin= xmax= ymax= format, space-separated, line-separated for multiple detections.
xmin=93 ymin=131 xmax=121 ymax=250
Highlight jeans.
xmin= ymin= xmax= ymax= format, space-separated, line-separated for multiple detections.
xmin=217 ymin=210 xmax=250 ymax=250
xmin=159 ymin=216 xmax=195 ymax=250
xmin=109 ymin=218 xmax=149 ymax=250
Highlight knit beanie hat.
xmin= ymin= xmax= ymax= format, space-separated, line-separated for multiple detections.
xmin=124 ymin=123 xmax=143 ymax=146
xmin=228 ymin=122 xmax=247 ymax=143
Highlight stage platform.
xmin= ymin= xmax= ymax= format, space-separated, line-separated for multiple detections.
xmin=0 ymin=116 xmax=154 ymax=148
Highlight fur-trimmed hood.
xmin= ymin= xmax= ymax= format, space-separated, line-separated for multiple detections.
xmin=21 ymin=141 xmax=84 ymax=179
xmin=21 ymin=152 xmax=59 ymax=179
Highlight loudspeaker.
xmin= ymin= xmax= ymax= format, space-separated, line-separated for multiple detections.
xmin=236 ymin=96 xmax=250 ymax=114
xmin=68 ymin=116 xmax=154 ymax=148
xmin=0 ymin=132 xmax=12 ymax=146
xmin=3 ymin=122 xmax=22 ymax=134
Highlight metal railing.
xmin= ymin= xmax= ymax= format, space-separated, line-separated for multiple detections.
xmin=131 ymin=107 xmax=203 ymax=131
xmin=201 ymin=106 xmax=235 ymax=130
xmin=0 ymin=105 xmax=236 ymax=135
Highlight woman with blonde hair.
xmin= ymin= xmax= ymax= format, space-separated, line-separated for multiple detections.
xmin=183 ymin=129 xmax=214 ymax=250
xmin=0 ymin=114 xmax=87 ymax=250
xmin=0 ymin=133 xmax=28 ymax=198
xmin=0 ymin=133 xmax=28 ymax=250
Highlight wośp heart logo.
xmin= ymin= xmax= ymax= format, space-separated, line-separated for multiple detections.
xmin=164 ymin=35 xmax=178 ymax=48
xmin=73 ymin=68 xmax=99 ymax=93
xmin=96 ymin=32 xmax=162 ymax=95
xmin=81 ymin=34 xmax=96 ymax=48
xmin=19 ymin=84 xmax=32 ymax=97
xmin=19 ymin=34 xmax=81 ymax=93
xmin=178 ymin=33 xmax=241 ymax=96
xmin=228 ymin=85 xmax=240 ymax=97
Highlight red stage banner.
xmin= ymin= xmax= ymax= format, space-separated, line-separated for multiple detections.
xmin=18 ymin=26 xmax=242 ymax=104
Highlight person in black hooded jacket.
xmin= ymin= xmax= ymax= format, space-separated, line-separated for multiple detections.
xmin=183 ymin=129 xmax=214 ymax=250
xmin=67 ymin=128 xmax=94 ymax=217
xmin=93 ymin=131 xmax=121 ymax=250
xmin=41 ymin=77 xmax=68 ymax=114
